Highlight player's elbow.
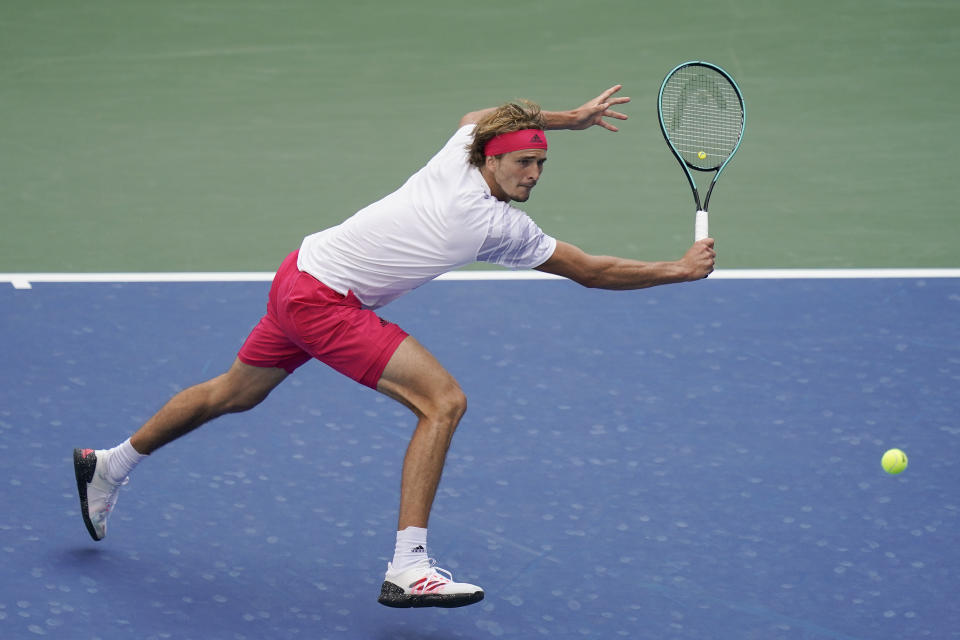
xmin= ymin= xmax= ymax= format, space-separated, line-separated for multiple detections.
xmin=459 ymin=110 xmax=486 ymax=127
xmin=575 ymin=255 xmax=622 ymax=289
xmin=538 ymin=242 xmax=610 ymax=289
xmin=571 ymin=268 xmax=609 ymax=289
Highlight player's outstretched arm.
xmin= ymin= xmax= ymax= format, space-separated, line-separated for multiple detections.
xmin=542 ymin=85 xmax=631 ymax=132
xmin=535 ymin=238 xmax=715 ymax=290
xmin=458 ymin=86 xmax=630 ymax=131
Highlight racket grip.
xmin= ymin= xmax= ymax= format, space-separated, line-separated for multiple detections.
xmin=694 ymin=210 xmax=709 ymax=241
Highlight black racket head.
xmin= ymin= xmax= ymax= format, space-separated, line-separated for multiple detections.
xmin=658 ymin=62 xmax=745 ymax=172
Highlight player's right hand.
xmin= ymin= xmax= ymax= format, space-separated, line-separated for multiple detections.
xmin=682 ymin=238 xmax=716 ymax=280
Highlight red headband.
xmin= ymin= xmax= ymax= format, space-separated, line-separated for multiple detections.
xmin=484 ymin=129 xmax=548 ymax=156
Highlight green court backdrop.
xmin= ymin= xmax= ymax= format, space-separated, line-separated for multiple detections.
xmin=2 ymin=0 xmax=957 ymax=272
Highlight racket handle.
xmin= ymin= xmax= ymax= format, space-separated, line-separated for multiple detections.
xmin=694 ymin=210 xmax=709 ymax=241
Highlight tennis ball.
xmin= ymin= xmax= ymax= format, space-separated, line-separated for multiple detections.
xmin=881 ymin=448 xmax=908 ymax=474
xmin=697 ymin=151 xmax=707 ymax=159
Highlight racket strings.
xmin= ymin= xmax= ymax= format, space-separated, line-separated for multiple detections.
xmin=661 ymin=68 xmax=743 ymax=170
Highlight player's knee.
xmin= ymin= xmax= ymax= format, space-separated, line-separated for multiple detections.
xmin=208 ymin=375 xmax=269 ymax=415
xmin=222 ymin=389 xmax=267 ymax=414
xmin=435 ymin=383 xmax=467 ymax=426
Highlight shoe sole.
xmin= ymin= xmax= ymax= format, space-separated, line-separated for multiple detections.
xmin=377 ymin=581 xmax=484 ymax=608
xmin=73 ymin=448 xmax=103 ymax=541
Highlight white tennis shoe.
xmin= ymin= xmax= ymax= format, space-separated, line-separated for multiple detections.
xmin=378 ymin=558 xmax=484 ymax=608
xmin=73 ymin=448 xmax=127 ymax=541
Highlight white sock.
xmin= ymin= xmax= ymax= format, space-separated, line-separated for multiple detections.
xmin=104 ymin=438 xmax=147 ymax=484
xmin=391 ymin=526 xmax=428 ymax=571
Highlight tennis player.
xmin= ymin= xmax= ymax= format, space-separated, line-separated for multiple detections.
xmin=74 ymin=85 xmax=716 ymax=609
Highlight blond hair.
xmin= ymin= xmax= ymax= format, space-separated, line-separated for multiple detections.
xmin=467 ymin=99 xmax=546 ymax=168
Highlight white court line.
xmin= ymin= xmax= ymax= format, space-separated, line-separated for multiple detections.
xmin=706 ymin=268 xmax=960 ymax=279
xmin=2 ymin=272 xmax=274 ymax=290
xmin=2 ymin=269 xmax=959 ymax=290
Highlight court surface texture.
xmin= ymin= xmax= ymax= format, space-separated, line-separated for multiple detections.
xmin=1 ymin=275 xmax=957 ymax=639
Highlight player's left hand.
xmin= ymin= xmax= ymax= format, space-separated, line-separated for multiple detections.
xmin=567 ymin=85 xmax=631 ymax=132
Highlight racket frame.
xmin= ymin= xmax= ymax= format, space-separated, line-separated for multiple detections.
xmin=657 ymin=60 xmax=745 ymax=233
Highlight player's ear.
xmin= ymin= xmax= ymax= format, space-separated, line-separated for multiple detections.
xmin=484 ymin=155 xmax=499 ymax=172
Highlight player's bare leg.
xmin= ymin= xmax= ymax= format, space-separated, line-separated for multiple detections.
xmin=376 ymin=336 xmax=466 ymax=530
xmin=74 ymin=359 xmax=287 ymax=540
xmin=130 ymin=358 xmax=288 ymax=454
xmin=375 ymin=336 xmax=483 ymax=608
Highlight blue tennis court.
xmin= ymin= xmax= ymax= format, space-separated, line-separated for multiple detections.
xmin=1 ymin=276 xmax=957 ymax=639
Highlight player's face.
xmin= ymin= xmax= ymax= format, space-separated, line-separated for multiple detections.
xmin=484 ymin=149 xmax=547 ymax=203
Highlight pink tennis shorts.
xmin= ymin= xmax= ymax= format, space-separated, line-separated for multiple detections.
xmin=238 ymin=250 xmax=408 ymax=389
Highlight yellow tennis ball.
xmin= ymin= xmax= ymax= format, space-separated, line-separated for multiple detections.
xmin=697 ymin=151 xmax=707 ymax=159
xmin=881 ymin=448 xmax=908 ymax=474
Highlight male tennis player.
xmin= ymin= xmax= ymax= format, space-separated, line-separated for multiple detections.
xmin=74 ymin=85 xmax=716 ymax=609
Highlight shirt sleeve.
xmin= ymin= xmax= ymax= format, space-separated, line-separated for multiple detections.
xmin=476 ymin=204 xmax=557 ymax=269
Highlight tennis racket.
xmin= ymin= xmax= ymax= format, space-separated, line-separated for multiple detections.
xmin=658 ymin=61 xmax=745 ymax=241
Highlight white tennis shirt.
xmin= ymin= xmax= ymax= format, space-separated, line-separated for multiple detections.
xmin=297 ymin=124 xmax=557 ymax=309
